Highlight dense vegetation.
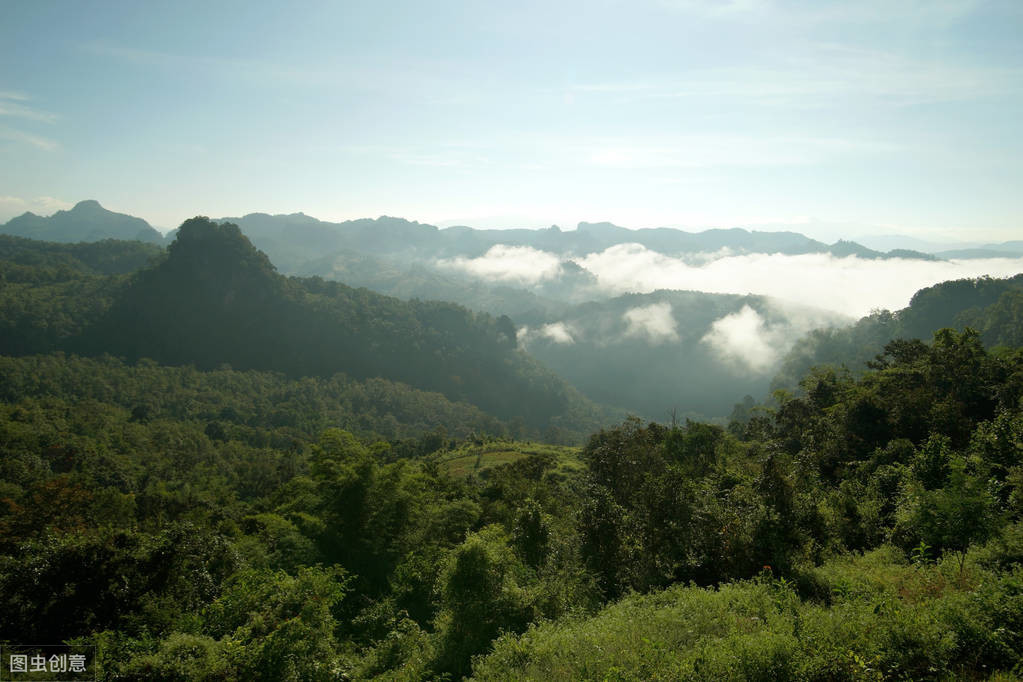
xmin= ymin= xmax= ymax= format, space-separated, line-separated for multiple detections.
xmin=0 ymin=221 xmax=610 ymax=440
xmin=2 ymin=325 xmax=1023 ymax=678
xmin=775 ymin=274 xmax=1023 ymax=391
xmin=2 ymin=228 xmax=1023 ymax=679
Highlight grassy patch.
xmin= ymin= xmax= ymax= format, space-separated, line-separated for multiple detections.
xmin=434 ymin=440 xmax=583 ymax=479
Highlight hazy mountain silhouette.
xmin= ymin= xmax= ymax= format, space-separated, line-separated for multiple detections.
xmin=0 ymin=200 xmax=164 ymax=244
xmin=10 ymin=203 xmax=1018 ymax=269
xmin=220 ymin=212 xmax=935 ymax=265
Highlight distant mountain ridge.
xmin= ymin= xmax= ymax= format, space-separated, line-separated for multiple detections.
xmin=7 ymin=202 xmax=1020 ymax=267
xmin=201 ymin=213 xmax=941 ymax=315
xmin=0 ymin=200 xmax=164 ymax=244
xmin=217 ymin=213 xmax=938 ymax=265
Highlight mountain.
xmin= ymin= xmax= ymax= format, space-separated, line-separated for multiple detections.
xmin=0 ymin=200 xmax=164 ymax=244
xmin=0 ymin=201 xmax=952 ymax=266
xmin=773 ymin=273 xmax=1023 ymax=392
xmin=207 ymin=212 xmax=940 ymax=320
xmin=220 ymin=212 xmax=931 ymax=267
xmin=854 ymin=234 xmax=979 ymax=253
xmin=0 ymin=218 xmax=611 ymax=438
xmin=937 ymin=248 xmax=1023 ymax=259
xmin=936 ymin=242 xmax=1023 ymax=259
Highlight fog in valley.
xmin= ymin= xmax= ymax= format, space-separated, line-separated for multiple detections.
xmin=441 ymin=242 xmax=1023 ymax=318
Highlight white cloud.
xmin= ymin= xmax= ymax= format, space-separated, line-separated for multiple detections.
xmin=0 ymin=196 xmax=72 ymax=221
xmin=0 ymin=126 xmax=59 ymax=151
xmin=0 ymin=91 xmax=57 ymax=123
xmin=0 ymin=101 xmax=58 ymax=123
xmin=516 ymin=321 xmax=576 ymax=347
xmin=437 ymin=244 xmax=563 ymax=285
xmin=576 ymin=244 xmax=1023 ymax=318
xmin=583 ymin=134 xmax=898 ymax=170
xmin=656 ymin=0 xmax=981 ymax=26
xmin=571 ymin=42 xmax=1018 ymax=110
xmin=433 ymin=241 xmax=1023 ymax=320
xmin=701 ymin=305 xmax=784 ymax=373
xmin=540 ymin=322 xmax=575 ymax=344
xmin=0 ymin=92 xmax=59 ymax=151
xmin=623 ymin=302 xmax=679 ymax=344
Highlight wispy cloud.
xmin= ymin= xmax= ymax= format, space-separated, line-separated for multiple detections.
xmin=540 ymin=322 xmax=575 ymax=344
xmin=0 ymin=196 xmax=72 ymax=221
xmin=583 ymin=133 xmax=897 ymax=169
xmin=798 ymin=0 xmax=983 ymax=27
xmin=0 ymin=98 xmax=58 ymax=123
xmin=437 ymin=245 xmax=564 ymax=285
xmin=358 ymin=130 xmax=898 ymax=174
xmin=570 ymin=53 xmax=1020 ymax=108
xmin=83 ymin=41 xmax=473 ymax=102
xmin=0 ymin=126 xmax=59 ymax=151
xmin=517 ymin=321 xmax=576 ymax=347
xmin=577 ymin=245 xmax=1023 ymax=317
xmin=0 ymin=91 xmax=59 ymax=150
xmin=384 ymin=144 xmax=496 ymax=169
xmin=655 ymin=0 xmax=983 ymax=26
xmin=623 ymin=302 xmax=680 ymax=344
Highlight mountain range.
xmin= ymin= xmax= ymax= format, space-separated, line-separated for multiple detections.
xmin=4 ymin=200 xmax=1022 ymax=421
xmin=4 ymin=199 xmax=995 ymax=263
xmin=1 ymin=200 xmax=164 ymax=244
xmin=7 ymin=201 xmax=1021 ymax=265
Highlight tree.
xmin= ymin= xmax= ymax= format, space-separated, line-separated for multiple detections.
xmin=901 ymin=459 xmax=997 ymax=577
xmin=433 ymin=526 xmax=531 ymax=678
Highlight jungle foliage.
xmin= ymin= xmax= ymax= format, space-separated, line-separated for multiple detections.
xmin=0 ymin=220 xmax=610 ymax=439
xmin=3 ymin=230 xmax=1023 ymax=679
xmin=0 ymin=327 xmax=1021 ymax=679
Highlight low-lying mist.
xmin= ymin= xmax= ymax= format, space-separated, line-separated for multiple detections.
xmin=440 ymin=243 xmax=1023 ymax=318
xmin=432 ymin=241 xmax=1023 ymax=419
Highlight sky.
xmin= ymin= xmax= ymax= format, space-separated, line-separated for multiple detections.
xmin=2 ymin=0 xmax=1022 ymax=242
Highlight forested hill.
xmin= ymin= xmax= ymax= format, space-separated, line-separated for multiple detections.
xmin=774 ymin=273 xmax=1023 ymax=391
xmin=0 ymin=219 xmax=609 ymax=438
xmin=0 ymin=233 xmax=163 ymax=276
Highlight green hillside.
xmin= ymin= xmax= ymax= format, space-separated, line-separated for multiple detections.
xmin=0 ymin=220 xmax=612 ymax=439
xmin=774 ymin=273 xmax=1023 ymax=392
xmin=3 ymin=220 xmax=1023 ymax=681
xmin=433 ymin=440 xmax=583 ymax=479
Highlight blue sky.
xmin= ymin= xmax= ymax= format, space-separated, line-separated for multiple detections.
xmin=1 ymin=0 xmax=1021 ymax=241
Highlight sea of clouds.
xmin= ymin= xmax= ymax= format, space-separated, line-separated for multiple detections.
xmin=440 ymin=243 xmax=1023 ymax=319
xmin=440 ymin=244 xmax=1023 ymax=374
